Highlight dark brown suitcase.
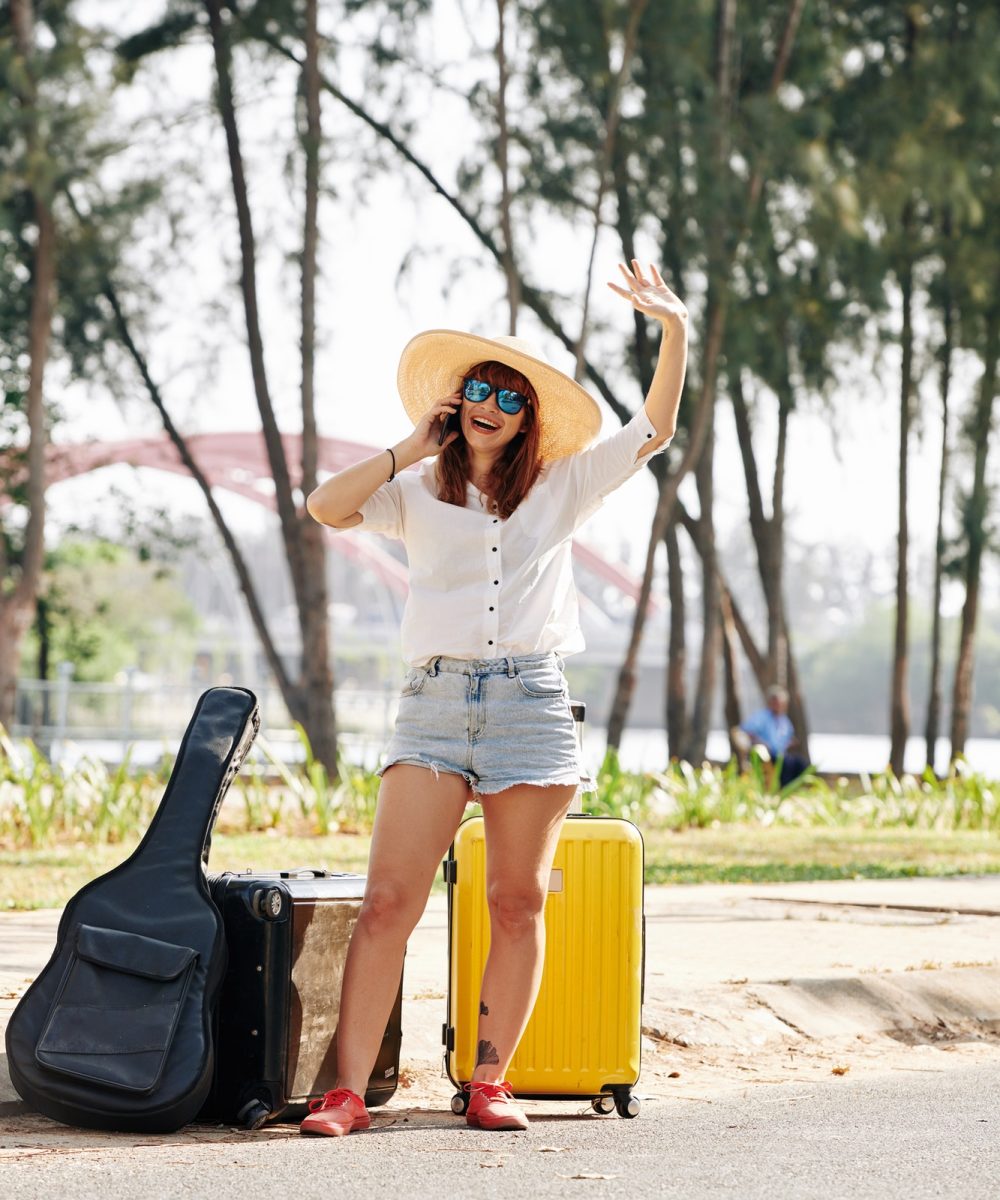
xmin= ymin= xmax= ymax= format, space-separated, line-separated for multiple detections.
xmin=201 ymin=869 xmax=402 ymax=1128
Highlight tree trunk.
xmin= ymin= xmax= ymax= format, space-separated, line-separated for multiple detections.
xmin=729 ymin=368 xmax=781 ymax=668
xmin=0 ymin=607 xmax=26 ymax=729
xmin=35 ymin=595 xmax=50 ymax=680
xmin=101 ymin=280 xmax=295 ymax=701
xmin=770 ymin=377 xmax=810 ymax=756
xmin=783 ymin=622 xmax=810 ymax=761
xmin=612 ymin=145 xmax=655 ymax=394
xmin=719 ymin=585 xmax=744 ymax=755
xmin=924 ymin=240 xmax=953 ymax=772
xmin=889 ymin=231 xmax=915 ymax=776
xmin=300 ymin=0 xmax=321 ymax=500
xmin=949 ymin=306 xmax=999 ymax=760
xmin=604 ymin=290 xmax=725 ymax=751
xmin=725 ymin=578 xmax=768 ymax=688
xmin=770 ymin=381 xmax=790 ymax=672
xmin=0 ymin=0 xmax=55 ymax=730
xmin=108 ymin=266 xmax=338 ymax=768
xmin=291 ymin=581 xmax=336 ymax=771
xmin=605 ymin=473 xmax=664 ymax=751
xmin=679 ymin=495 xmax=797 ymax=760
xmin=205 ymin=0 xmax=337 ymax=771
xmin=727 ymin=366 xmax=810 ymax=759
xmin=495 ymin=0 xmax=520 ymax=335
xmin=294 ymin=0 xmax=337 ymax=772
xmin=573 ymin=0 xmax=648 ymax=379
xmin=664 ymin=518 xmax=687 ymax=759
xmin=205 ymin=0 xmax=302 ymax=580
xmin=684 ymin=410 xmax=719 ymax=763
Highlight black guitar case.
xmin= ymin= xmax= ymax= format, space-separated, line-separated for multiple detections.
xmin=5 ymin=686 xmax=259 ymax=1133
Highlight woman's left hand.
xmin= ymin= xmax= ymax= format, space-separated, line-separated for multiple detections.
xmin=608 ymin=260 xmax=688 ymax=328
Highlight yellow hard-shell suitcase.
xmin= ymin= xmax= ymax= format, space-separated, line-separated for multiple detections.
xmin=443 ymin=813 xmax=644 ymax=1118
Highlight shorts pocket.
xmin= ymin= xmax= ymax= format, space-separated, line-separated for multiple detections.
xmin=35 ymin=924 xmax=198 ymax=1095
xmin=400 ymin=667 xmax=429 ymax=697
xmin=515 ymin=661 xmax=566 ymax=699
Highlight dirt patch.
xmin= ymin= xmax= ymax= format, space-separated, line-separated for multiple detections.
xmin=640 ymin=1024 xmax=1000 ymax=1101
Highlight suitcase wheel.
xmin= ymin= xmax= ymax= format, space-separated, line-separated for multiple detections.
xmin=592 ymin=1094 xmax=616 ymax=1115
xmin=252 ymin=887 xmax=284 ymax=920
xmin=614 ymin=1089 xmax=640 ymax=1119
xmin=236 ymin=1098 xmax=272 ymax=1130
xmin=450 ymin=1091 xmax=469 ymax=1115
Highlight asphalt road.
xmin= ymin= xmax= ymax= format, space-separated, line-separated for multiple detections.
xmin=2 ymin=1062 xmax=997 ymax=1199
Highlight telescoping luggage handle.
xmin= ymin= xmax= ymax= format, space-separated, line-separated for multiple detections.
xmin=570 ymin=701 xmax=589 ymax=814
xmin=222 ymin=867 xmax=359 ymax=879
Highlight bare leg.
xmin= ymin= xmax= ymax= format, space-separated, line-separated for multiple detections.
xmin=472 ymin=784 xmax=575 ymax=1082
xmin=335 ymin=765 xmax=469 ymax=1095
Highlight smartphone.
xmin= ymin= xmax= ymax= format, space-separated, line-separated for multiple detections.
xmin=438 ymin=409 xmax=458 ymax=446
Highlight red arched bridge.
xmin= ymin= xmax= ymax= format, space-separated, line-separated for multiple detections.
xmin=43 ymin=432 xmax=651 ymax=612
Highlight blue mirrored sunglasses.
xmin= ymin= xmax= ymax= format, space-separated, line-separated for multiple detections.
xmin=463 ymin=377 xmax=530 ymax=415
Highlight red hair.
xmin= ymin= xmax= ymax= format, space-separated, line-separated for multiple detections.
xmin=436 ymin=360 xmax=543 ymax=519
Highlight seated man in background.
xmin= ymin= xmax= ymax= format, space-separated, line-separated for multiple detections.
xmin=738 ymin=685 xmax=809 ymax=787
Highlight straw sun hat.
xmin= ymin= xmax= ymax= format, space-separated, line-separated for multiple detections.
xmin=396 ymin=330 xmax=602 ymax=462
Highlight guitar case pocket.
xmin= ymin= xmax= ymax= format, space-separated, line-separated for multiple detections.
xmin=35 ymin=925 xmax=198 ymax=1095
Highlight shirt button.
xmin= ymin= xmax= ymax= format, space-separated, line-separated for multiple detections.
xmin=494 ymin=579 xmax=499 ymax=585
xmin=487 ymin=640 xmax=494 ymax=646
xmin=492 ymin=546 xmax=497 ymax=552
xmin=489 ymin=606 xmax=494 ymax=612
xmin=493 ymin=518 xmax=498 ymax=524
xmin=646 ymin=432 xmax=653 ymax=439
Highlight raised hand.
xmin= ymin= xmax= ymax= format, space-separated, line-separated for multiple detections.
xmin=607 ymin=260 xmax=688 ymax=327
xmin=404 ymin=391 xmax=462 ymax=460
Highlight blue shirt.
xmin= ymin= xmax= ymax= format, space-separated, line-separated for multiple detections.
xmin=740 ymin=708 xmax=794 ymax=757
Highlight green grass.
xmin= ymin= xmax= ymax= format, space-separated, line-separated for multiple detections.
xmin=0 ymin=833 xmax=374 ymax=911
xmin=2 ymin=825 xmax=998 ymax=911
xmin=641 ymin=825 xmax=1000 ymax=884
xmin=4 ymin=729 xmax=998 ymax=851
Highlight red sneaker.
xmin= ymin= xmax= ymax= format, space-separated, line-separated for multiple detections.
xmin=299 ymin=1088 xmax=371 ymax=1137
xmin=465 ymin=1080 xmax=529 ymax=1131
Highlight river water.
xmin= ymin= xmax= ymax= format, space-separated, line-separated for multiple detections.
xmin=40 ymin=728 xmax=1000 ymax=779
xmin=586 ymin=728 xmax=1000 ymax=778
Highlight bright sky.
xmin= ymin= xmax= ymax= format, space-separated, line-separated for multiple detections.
xmin=46 ymin=0 xmax=991 ymax=617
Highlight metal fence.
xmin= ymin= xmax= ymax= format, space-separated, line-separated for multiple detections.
xmin=10 ymin=671 xmax=399 ymax=766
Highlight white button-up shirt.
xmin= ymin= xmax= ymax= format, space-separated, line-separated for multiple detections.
xmin=358 ymin=406 xmax=670 ymax=666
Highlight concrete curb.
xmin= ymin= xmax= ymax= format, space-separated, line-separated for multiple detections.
xmin=749 ymin=966 xmax=1000 ymax=1041
xmin=643 ymin=967 xmax=1000 ymax=1049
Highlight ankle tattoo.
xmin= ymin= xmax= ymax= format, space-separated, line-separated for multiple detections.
xmin=476 ymin=1039 xmax=500 ymax=1066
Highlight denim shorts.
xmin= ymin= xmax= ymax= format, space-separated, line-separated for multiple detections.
xmin=379 ymin=652 xmax=586 ymax=796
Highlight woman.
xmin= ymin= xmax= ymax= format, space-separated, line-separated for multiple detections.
xmin=302 ymin=261 xmax=687 ymax=1135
